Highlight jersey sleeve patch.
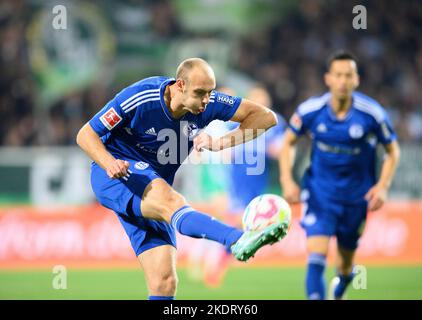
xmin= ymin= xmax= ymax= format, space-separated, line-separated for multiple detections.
xmin=380 ymin=121 xmax=392 ymax=140
xmin=216 ymin=93 xmax=236 ymax=106
xmin=290 ymin=113 xmax=302 ymax=131
xmin=99 ymin=107 xmax=123 ymax=130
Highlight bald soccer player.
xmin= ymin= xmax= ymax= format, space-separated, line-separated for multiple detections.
xmin=77 ymin=58 xmax=289 ymax=299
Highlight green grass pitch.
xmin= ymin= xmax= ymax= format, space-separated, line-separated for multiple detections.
xmin=0 ymin=266 xmax=421 ymax=300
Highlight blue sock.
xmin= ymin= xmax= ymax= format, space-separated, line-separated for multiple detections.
xmin=148 ymin=295 xmax=175 ymax=300
xmin=306 ymin=253 xmax=326 ymax=300
xmin=171 ymin=206 xmax=243 ymax=251
xmin=334 ymin=269 xmax=355 ymax=299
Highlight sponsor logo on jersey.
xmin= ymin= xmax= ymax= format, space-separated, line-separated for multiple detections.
xmin=100 ymin=107 xmax=122 ymax=130
xmin=317 ymin=141 xmax=361 ymax=155
xmin=136 ymin=144 xmax=157 ymax=155
xmin=145 ymin=127 xmax=157 ymax=136
xmin=349 ymin=124 xmax=364 ymax=139
xmin=134 ymin=161 xmax=149 ymax=170
xmin=366 ymin=134 xmax=377 ymax=147
xmin=217 ymin=94 xmax=235 ymax=106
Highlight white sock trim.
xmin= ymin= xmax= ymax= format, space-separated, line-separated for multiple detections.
xmin=171 ymin=206 xmax=194 ymax=230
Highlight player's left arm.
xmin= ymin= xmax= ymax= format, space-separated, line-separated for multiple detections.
xmin=365 ymin=140 xmax=400 ymax=211
xmin=194 ymin=98 xmax=277 ymax=151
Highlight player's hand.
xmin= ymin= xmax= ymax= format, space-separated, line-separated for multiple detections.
xmin=365 ymin=184 xmax=388 ymax=211
xmin=282 ymin=180 xmax=301 ymax=204
xmin=105 ymin=159 xmax=130 ymax=179
xmin=193 ymin=132 xmax=220 ymax=152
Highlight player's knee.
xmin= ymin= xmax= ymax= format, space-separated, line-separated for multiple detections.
xmin=306 ymin=237 xmax=329 ymax=256
xmin=149 ymin=273 xmax=178 ymax=296
xmin=143 ymin=181 xmax=187 ymax=222
xmin=159 ymin=190 xmax=187 ymax=222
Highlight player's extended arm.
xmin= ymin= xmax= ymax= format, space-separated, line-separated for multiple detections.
xmin=76 ymin=123 xmax=129 ymax=179
xmin=365 ymin=140 xmax=400 ymax=211
xmin=193 ymin=98 xmax=277 ymax=151
xmin=279 ymin=129 xmax=301 ymax=203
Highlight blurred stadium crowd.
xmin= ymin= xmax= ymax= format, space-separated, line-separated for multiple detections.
xmin=1 ymin=0 xmax=421 ymax=147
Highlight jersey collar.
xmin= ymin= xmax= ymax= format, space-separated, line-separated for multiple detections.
xmin=159 ymin=78 xmax=180 ymax=122
xmin=327 ymin=95 xmax=355 ymax=122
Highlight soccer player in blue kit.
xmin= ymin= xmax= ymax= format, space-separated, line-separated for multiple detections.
xmin=200 ymin=85 xmax=287 ymax=287
xmin=76 ymin=58 xmax=288 ymax=300
xmin=228 ymin=86 xmax=286 ymax=214
xmin=280 ymin=51 xmax=400 ymax=300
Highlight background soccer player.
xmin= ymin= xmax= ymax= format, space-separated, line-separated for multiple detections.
xmin=196 ymin=85 xmax=287 ymax=287
xmin=76 ymin=57 xmax=288 ymax=300
xmin=228 ymin=85 xmax=287 ymax=218
xmin=280 ymin=51 xmax=400 ymax=300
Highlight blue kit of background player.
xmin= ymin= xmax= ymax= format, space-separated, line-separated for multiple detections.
xmin=290 ymin=91 xmax=397 ymax=250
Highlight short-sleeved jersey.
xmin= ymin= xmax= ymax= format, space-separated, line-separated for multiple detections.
xmin=289 ymin=91 xmax=397 ymax=204
xmin=89 ymin=76 xmax=242 ymax=183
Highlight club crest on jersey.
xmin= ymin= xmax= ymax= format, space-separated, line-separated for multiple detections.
xmin=182 ymin=122 xmax=199 ymax=139
xmin=100 ymin=107 xmax=122 ymax=130
xmin=134 ymin=161 xmax=149 ymax=170
xmin=349 ymin=124 xmax=364 ymax=139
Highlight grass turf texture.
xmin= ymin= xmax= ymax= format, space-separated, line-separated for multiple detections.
xmin=0 ymin=266 xmax=421 ymax=300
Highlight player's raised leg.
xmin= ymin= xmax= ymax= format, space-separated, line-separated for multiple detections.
xmin=140 ymin=178 xmax=288 ymax=262
xmin=306 ymin=236 xmax=330 ymax=300
xmin=140 ymin=178 xmax=244 ymax=251
xmin=138 ymin=245 xmax=178 ymax=300
xmin=329 ymin=245 xmax=356 ymax=300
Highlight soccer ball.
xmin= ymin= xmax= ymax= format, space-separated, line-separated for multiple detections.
xmin=242 ymin=194 xmax=292 ymax=232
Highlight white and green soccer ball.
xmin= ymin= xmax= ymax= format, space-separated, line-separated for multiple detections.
xmin=242 ymin=194 xmax=292 ymax=232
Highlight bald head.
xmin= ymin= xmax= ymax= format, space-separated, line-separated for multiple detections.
xmin=172 ymin=58 xmax=216 ymax=116
xmin=176 ymin=58 xmax=215 ymax=84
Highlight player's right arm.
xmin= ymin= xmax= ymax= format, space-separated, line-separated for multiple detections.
xmin=76 ymin=123 xmax=129 ymax=179
xmin=76 ymin=86 xmax=139 ymax=179
xmin=279 ymin=128 xmax=301 ymax=203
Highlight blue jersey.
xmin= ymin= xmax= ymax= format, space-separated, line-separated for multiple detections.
xmin=89 ymin=76 xmax=242 ymax=184
xmin=289 ymin=91 xmax=397 ymax=204
xmin=228 ymin=113 xmax=286 ymax=211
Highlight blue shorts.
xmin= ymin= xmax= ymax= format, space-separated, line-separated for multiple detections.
xmin=90 ymin=160 xmax=177 ymax=256
xmin=300 ymin=189 xmax=367 ymax=250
